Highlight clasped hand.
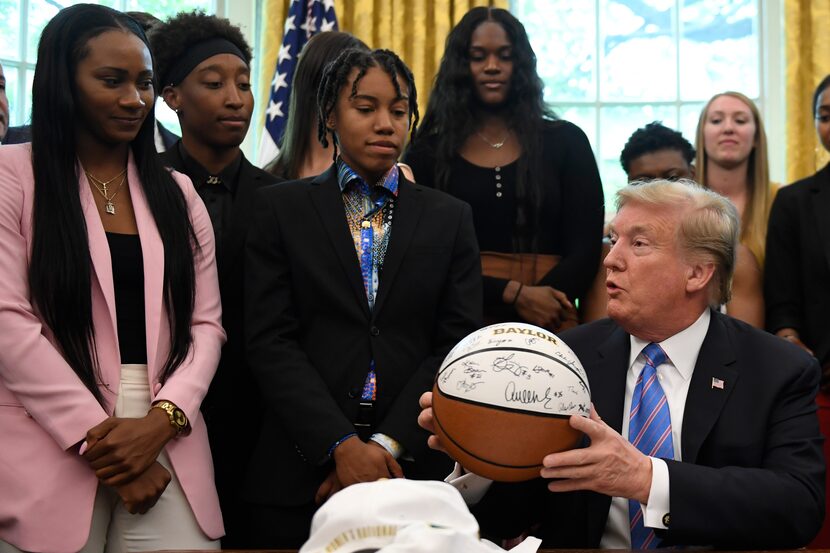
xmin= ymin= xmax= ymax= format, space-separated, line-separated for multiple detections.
xmin=83 ymin=409 xmax=176 ymax=485
xmin=315 ymin=437 xmax=403 ymax=504
xmin=513 ymin=285 xmax=578 ymax=331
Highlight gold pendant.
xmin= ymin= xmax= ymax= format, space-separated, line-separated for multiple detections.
xmin=105 ymin=201 xmax=116 ymax=215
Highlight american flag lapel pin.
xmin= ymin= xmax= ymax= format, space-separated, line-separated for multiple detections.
xmin=711 ymin=377 xmax=725 ymax=390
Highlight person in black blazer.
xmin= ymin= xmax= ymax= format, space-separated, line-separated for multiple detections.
xmin=150 ymin=12 xmax=281 ymax=547
xmin=766 ymin=75 xmax=830 ymax=374
xmin=421 ymin=179 xmax=824 ymax=549
xmin=244 ymin=48 xmax=482 ymax=547
xmin=765 ymin=75 xmax=830 ymax=547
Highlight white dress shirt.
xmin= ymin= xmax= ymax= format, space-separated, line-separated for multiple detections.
xmin=448 ymin=309 xmax=711 ymax=549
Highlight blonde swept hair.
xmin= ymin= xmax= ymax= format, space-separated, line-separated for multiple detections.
xmin=694 ymin=91 xmax=772 ymax=267
xmin=617 ymin=179 xmax=740 ymax=307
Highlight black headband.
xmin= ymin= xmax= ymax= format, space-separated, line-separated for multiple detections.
xmin=163 ymin=38 xmax=247 ymax=87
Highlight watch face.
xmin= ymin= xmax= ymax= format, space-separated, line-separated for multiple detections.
xmin=173 ymin=409 xmax=187 ymax=427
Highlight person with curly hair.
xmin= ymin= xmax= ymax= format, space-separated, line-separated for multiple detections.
xmin=404 ymin=7 xmax=604 ymax=333
xmin=0 ymin=5 xmax=225 ymax=552
xmin=244 ymin=47 xmax=481 ymax=547
xmin=148 ymin=11 xmax=281 ymax=547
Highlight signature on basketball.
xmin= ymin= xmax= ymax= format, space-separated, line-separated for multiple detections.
xmin=492 ymin=354 xmax=531 ymax=379
xmin=504 ymin=381 xmax=553 ymax=409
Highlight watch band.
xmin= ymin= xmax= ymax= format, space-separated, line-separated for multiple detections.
xmin=152 ymin=400 xmax=190 ymax=435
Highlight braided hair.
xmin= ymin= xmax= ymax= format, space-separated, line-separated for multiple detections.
xmin=317 ymin=48 xmax=419 ymax=160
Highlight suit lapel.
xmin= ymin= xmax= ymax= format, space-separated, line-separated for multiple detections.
xmin=680 ymin=311 xmax=738 ymax=464
xmin=78 ymin=167 xmax=118 ymax=349
xmin=585 ymin=324 xmax=631 ymax=542
xmin=810 ymin=164 xmax=830 ymax=274
xmin=372 ymin=178 xmax=423 ymax=317
xmin=128 ymin=152 xmax=165 ymax=378
xmin=309 ymin=167 xmax=370 ymax=317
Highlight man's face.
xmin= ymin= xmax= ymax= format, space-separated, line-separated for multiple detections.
xmin=627 ymin=149 xmax=694 ymax=182
xmin=0 ymin=64 xmax=9 ymax=141
xmin=604 ymin=201 xmax=695 ymax=339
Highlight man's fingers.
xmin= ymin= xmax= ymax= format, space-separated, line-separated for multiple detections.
xmin=419 ymin=391 xmax=433 ymax=409
xmin=426 ymin=434 xmax=447 ymax=453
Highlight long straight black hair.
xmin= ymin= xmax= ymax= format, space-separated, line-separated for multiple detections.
xmin=411 ymin=7 xmax=555 ymax=250
xmin=30 ymin=4 xmax=198 ymax=401
xmin=264 ymin=31 xmax=368 ymax=180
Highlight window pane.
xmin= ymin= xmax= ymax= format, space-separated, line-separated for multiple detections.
xmin=27 ymin=0 xmax=61 ymax=64
xmin=679 ymin=0 xmax=759 ymax=101
xmin=599 ymin=104 xmax=677 ymax=199
xmin=679 ymin=101 xmax=705 ymax=153
xmin=600 ymin=0 xmax=676 ymax=102
xmin=514 ymin=0 xmax=597 ymax=102
xmin=23 ymin=67 xmax=33 ymax=125
xmin=0 ymin=0 xmax=20 ymax=61
xmin=4 ymin=65 xmax=18 ymax=126
xmin=557 ymin=106 xmax=597 ymax=150
xmin=123 ymin=0 xmax=214 ymax=17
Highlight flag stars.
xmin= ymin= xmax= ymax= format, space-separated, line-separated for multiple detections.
xmin=283 ymin=14 xmax=296 ymax=33
xmin=322 ymin=0 xmax=336 ymax=12
xmin=278 ymin=43 xmax=292 ymax=66
xmin=266 ymin=100 xmax=284 ymax=121
xmin=272 ymin=71 xmax=288 ymax=93
xmin=320 ymin=18 xmax=336 ymax=32
xmin=300 ymin=18 xmax=319 ymax=35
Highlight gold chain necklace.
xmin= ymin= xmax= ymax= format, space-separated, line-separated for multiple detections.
xmin=86 ymin=170 xmax=127 ymax=215
xmin=476 ymin=130 xmax=509 ymax=149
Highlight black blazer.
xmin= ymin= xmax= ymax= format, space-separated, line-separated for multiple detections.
xmin=765 ymin=164 xmax=830 ymax=366
xmin=474 ymin=311 xmax=824 ymax=549
xmin=160 ymin=145 xmax=281 ymax=540
xmin=244 ymin=165 xmax=483 ymax=505
xmin=156 ymin=122 xmax=180 ymax=152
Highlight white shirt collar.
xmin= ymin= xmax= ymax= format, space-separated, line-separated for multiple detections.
xmin=627 ymin=308 xmax=711 ymax=380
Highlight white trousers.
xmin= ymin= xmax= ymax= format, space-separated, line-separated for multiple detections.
xmin=0 ymin=365 xmax=219 ymax=553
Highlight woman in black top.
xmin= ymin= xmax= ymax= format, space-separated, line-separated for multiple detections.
xmin=405 ymin=7 xmax=604 ymax=331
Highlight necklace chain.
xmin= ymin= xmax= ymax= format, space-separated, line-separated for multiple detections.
xmin=476 ymin=130 xmax=508 ymax=149
xmin=86 ymin=169 xmax=127 ymax=215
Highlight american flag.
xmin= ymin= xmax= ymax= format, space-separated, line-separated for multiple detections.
xmin=257 ymin=0 xmax=338 ymax=166
xmin=711 ymin=377 xmax=725 ymax=390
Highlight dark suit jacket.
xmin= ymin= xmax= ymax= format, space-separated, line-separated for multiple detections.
xmin=474 ymin=311 xmax=824 ymax=549
xmin=160 ymin=145 xmax=281 ymax=543
xmin=1 ymin=125 xmax=31 ymax=144
xmin=244 ymin=165 xmax=483 ymax=506
xmin=156 ymin=122 xmax=180 ymax=152
xmin=765 ymin=164 xmax=830 ymax=367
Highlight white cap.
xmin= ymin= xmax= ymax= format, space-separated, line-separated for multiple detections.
xmin=299 ymin=479 xmax=540 ymax=553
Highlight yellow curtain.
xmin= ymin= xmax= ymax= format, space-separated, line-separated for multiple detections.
xmin=785 ymin=0 xmax=830 ymax=183
xmin=256 ymin=0 xmax=507 ymax=140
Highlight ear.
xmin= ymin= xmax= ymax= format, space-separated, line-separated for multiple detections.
xmin=161 ymin=86 xmax=182 ymax=114
xmin=326 ymin=110 xmax=336 ymax=133
xmin=685 ymin=260 xmax=716 ymax=295
xmin=689 ymin=164 xmax=696 ymax=180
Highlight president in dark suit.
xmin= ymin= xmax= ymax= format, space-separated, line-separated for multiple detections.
xmin=421 ymin=179 xmax=824 ymax=549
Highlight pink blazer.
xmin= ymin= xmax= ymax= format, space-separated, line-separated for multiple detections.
xmin=0 ymin=144 xmax=226 ymax=553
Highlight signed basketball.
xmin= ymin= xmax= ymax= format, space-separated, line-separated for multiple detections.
xmin=432 ymin=322 xmax=590 ymax=482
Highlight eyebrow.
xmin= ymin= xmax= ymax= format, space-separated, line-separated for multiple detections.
xmin=351 ymin=93 xmax=410 ymax=103
xmin=97 ymin=67 xmax=153 ymax=77
xmin=197 ymin=64 xmax=250 ymax=74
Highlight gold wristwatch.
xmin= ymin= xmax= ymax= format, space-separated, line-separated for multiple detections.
xmin=152 ymin=400 xmax=190 ymax=436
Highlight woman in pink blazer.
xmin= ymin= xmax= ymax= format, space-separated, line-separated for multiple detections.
xmin=0 ymin=6 xmax=225 ymax=553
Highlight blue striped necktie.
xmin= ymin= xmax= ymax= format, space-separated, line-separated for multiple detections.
xmin=628 ymin=342 xmax=673 ymax=549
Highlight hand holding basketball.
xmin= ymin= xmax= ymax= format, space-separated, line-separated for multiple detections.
xmin=541 ymin=405 xmax=652 ymax=504
xmin=418 ymin=391 xmax=449 ymax=454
